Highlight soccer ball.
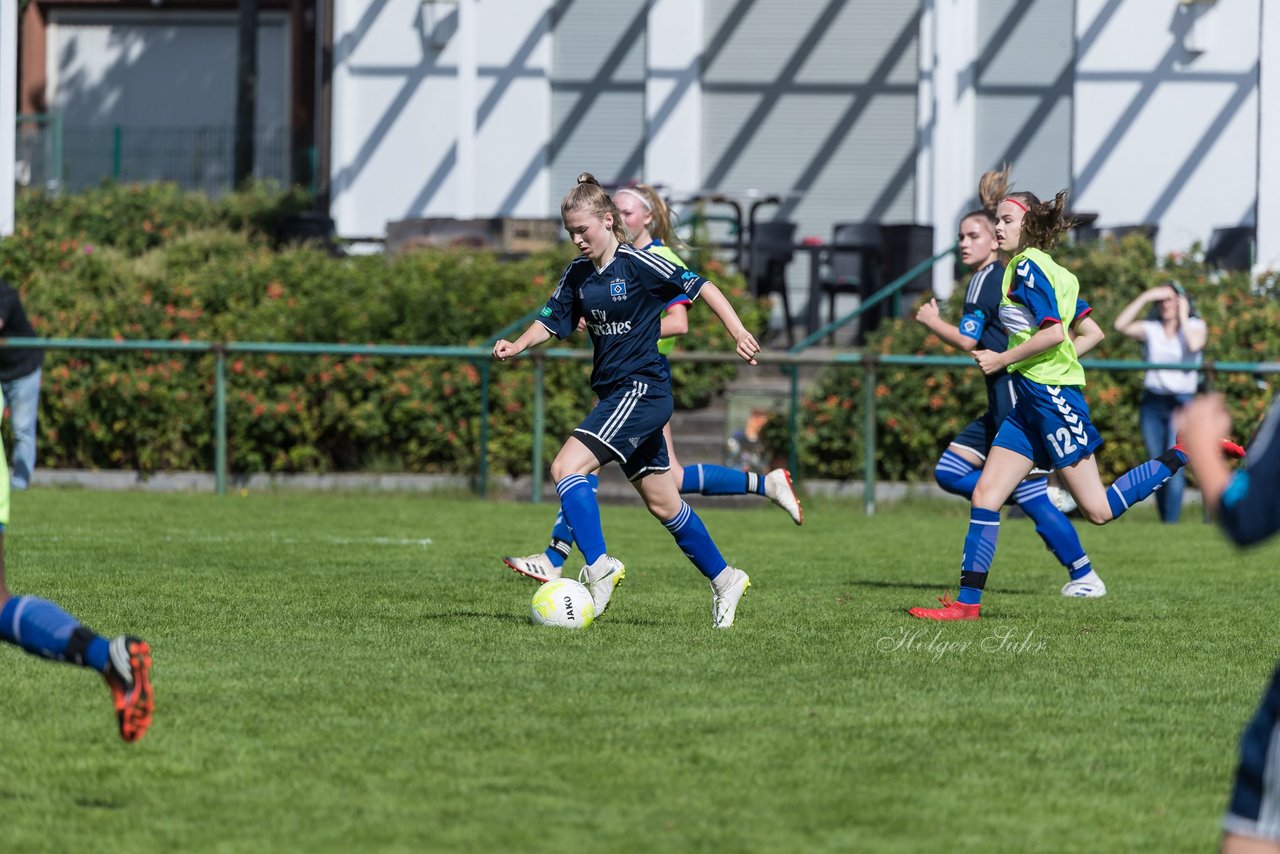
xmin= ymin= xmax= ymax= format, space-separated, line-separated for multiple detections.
xmin=1047 ymin=485 xmax=1078 ymax=515
xmin=530 ymin=578 xmax=595 ymax=629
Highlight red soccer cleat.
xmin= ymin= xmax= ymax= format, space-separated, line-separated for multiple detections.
xmin=907 ymin=594 xmax=981 ymax=621
xmin=1171 ymin=439 xmax=1246 ymax=460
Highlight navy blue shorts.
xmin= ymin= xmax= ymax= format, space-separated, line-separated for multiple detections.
xmin=573 ymin=380 xmax=673 ymax=481
xmin=1225 ymin=663 xmax=1280 ymax=841
xmin=991 ymin=375 xmax=1103 ymax=471
xmin=951 ymin=375 xmax=1015 ymax=460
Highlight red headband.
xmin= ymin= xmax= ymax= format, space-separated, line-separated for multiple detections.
xmin=1002 ymin=197 xmax=1029 ymax=212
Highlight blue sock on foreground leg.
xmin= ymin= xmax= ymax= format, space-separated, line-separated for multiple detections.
xmin=663 ymin=501 xmax=729 ymax=581
xmin=680 ymin=464 xmax=765 ymax=497
xmin=0 ymin=596 xmax=110 ymax=672
xmin=1014 ymin=479 xmax=1093 ymax=581
xmin=1105 ymin=449 xmax=1187 ymax=520
xmin=556 ymin=474 xmax=606 ymax=566
xmin=958 ymin=508 xmax=1001 ymax=605
xmin=544 ymin=474 xmax=598 ymax=567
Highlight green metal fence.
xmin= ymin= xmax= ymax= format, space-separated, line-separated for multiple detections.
xmin=15 ymin=116 xmax=295 ymax=196
xmin=0 ymin=336 xmax=1273 ymax=514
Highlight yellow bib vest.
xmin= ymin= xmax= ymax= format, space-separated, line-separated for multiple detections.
xmin=999 ymin=247 xmax=1086 ymax=387
xmin=650 ymin=243 xmax=689 ymax=356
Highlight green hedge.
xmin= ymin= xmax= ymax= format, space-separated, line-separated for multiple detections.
xmin=3 ymin=183 xmax=768 ymax=476
xmin=761 ymin=235 xmax=1280 ymax=483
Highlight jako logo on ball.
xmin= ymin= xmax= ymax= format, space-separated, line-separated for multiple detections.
xmin=530 ymin=579 xmax=595 ymax=629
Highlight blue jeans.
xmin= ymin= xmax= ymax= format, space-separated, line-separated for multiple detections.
xmin=1139 ymin=389 xmax=1192 ymax=523
xmin=2 ymin=368 xmax=41 ymax=490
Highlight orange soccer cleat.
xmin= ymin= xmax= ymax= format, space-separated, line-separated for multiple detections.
xmin=105 ymin=636 xmax=154 ymax=743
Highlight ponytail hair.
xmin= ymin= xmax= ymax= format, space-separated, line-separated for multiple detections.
xmin=958 ymin=165 xmax=1013 ymax=235
xmin=977 ymin=164 xmax=1013 ymax=214
xmin=616 ymin=183 xmax=687 ymax=253
xmin=562 ymin=173 xmax=629 ymax=243
xmin=1014 ymin=189 xmax=1075 ymax=251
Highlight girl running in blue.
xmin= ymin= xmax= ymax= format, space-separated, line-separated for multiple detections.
xmin=910 ymin=188 xmax=1243 ymax=621
xmin=502 ymin=183 xmax=801 ymax=584
xmin=493 ymin=173 xmax=761 ymax=628
xmin=915 ymin=170 xmax=1108 ymax=598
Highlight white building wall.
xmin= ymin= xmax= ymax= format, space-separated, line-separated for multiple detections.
xmin=1073 ymin=0 xmax=1259 ymax=257
xmin=644 ymin=0 xmax=703 ymax=195
xmin=328 ymin=0 xmax=1275 ymax=276
xmin=330 ymin=0 xmax=552 ymax=237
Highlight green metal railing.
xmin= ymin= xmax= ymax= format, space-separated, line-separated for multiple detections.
xmin=775 ymin=243 xmax=958 ymax=479
xmin=0 ymin=335 xmax=1271 ymax=512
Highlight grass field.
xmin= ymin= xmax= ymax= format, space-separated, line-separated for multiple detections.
xmin=0 ymin=488 xmax=1275 ymax=852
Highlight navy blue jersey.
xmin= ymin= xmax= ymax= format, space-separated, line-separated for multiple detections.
xmin=1220 ymin=393 xmax=1280 ymax=547
xmin=537 ymin=244 xmax=706 ymax=396
xmin=959 ymin=261 xmax=1007 ymax=352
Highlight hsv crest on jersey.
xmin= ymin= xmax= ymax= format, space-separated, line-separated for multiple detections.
xmin=962 ymin=318 xmax=980 ymax=336
xmin=610 ymin=279 xmax=628 ymax=301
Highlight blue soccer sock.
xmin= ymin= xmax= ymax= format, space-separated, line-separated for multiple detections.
xmin=934 ymin=450 xmax=982 ymax=498
xmin=1014 ymin=479 xmax=1093 ymax=581
xmin=958 ymin=507 xmax=1001 ymax=605
xmin=1105 ymin=448 xmax=1187 ymax=520
xmin=543 ymin=474 xmax=598 ymax=567
xmin=680 ymin=464 xmax=765 ymax=497
xmin=556 ymin=474 xmax=606 ymax=565
xmin=0 ymin=596 xmax=110 ymax=672
xmin=663 ymin=501 xmax=729 ymax=581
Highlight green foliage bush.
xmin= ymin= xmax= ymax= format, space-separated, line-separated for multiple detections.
xmin=3 ymin=183 xmax=767 ymax=476
xmin=762 ymin=234 xmax=1280 ymax=483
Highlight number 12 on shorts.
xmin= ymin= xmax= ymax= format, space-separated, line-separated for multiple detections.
xmin=1046 ymin=428 xmax=1078 ymax=459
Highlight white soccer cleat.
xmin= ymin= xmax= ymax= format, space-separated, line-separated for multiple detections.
xmin=1047 ymin=485 xmax=1078 ymax=515
xmin=711 ymin=567 xmax=751 ymax=628
xmin=503 ymin=552 xmax=562 ymax=583
xmin=579 ymin=556 xmax=625 ymax=618
xmin=1061 ymin=569 xmax=1107 ymax=598
xmin=764 ymin=469 xmax=803 ymax=526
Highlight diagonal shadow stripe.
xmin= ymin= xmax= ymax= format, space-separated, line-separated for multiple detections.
xmin=400 ymin=4 xmax=563 ymax=217
xmin=331 ymin=48 xmax=440 ymax=202
xmin=974 ymin=0 xmax=1124 ymax=192
xmin=702 ymin=0 xmax=849 ymax=190
xmin=333 ymin=0 xmax=396 ymax=65
xmin=989 ymin=61 xmax=1072 ymax=181
xmin=494 ymin=1 xmax=648 ymax=213
xmin=775 ymin=8 xmax=922 ymax=222
xmin=611 ymin=0 xmax=759 ymax=186
xmin=1142 ymin=64 xmax=1258 ymax=224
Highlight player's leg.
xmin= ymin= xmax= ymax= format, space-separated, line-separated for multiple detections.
xmin=633 ymin=466 xmax=749 ymax=629
xmin=549 ymin=437 xmax=609 ymax=567
xmin=0 ymin=451 xmax=152 ymax=741
xmin=910 ymin=413 xmax=1037 ymax=621
xmin=1012 ymin=476 xmax=1105 ymax=597
xmin=671 ymin=423 xmax=803 ymax=525
xmin=1059 ymin=444 xmax=1190 ymax=526
xmin=934 ymin=417 xmax=990 ymax=498
xmin=1222 ymin=664 xmax=1280 ymax=854
xmin=501 ymin=471 xmax=600 ymax=583
xmin=625 ymin=418 xmax=748 ymax=627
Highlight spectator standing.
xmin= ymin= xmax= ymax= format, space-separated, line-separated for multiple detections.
xmin=0 ymin=281 xmax=43 ymax=490
xmin=1113 ymin=282 xmax=1207 ymax=523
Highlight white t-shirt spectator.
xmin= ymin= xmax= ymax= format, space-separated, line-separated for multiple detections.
xmin=1142 ymin=317 xmax=1205 ymax=395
